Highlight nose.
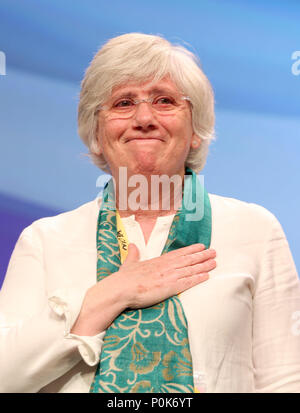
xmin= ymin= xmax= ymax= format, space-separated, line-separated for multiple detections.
xmin=131 ymin=101 xmax=158 ymax=131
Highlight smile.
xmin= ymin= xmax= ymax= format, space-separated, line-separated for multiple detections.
xmin=125 ymin=137 xmax=164 ymax=143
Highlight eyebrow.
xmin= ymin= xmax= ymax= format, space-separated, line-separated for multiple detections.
xmin=111 ymin=87 xmax=177 ymax=100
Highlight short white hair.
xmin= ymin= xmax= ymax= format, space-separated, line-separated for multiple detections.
xmin=78 ymin=33 xmax=216 ymax=173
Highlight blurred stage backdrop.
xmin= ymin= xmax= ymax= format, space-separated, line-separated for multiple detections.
xmin=0 ymin=0 xmax=299 ymax=287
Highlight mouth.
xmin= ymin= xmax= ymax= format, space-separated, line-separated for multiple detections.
xmin=125 ymin=137 xmax=164 ymax=143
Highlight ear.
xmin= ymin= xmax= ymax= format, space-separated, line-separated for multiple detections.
xmin=91 ymin=138 xmax=103 ymax=155
xmin=190 ymin=133 xmax=201 ymax=149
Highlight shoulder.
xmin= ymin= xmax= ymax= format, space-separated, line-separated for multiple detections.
xmin=19 ymin=198 xmax=100 ymax=248
xmin=209 ymin=192 xmax=278 ymax=225
xmin=208 ymin=193 xmax=283 ymax=244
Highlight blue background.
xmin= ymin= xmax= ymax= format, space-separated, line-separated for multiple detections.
xmin=0 ymin=0 xmax=299 ymax=287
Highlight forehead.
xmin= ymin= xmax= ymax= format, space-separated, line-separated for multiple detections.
xmin=110 ymin=77 xmax=181 ymax=97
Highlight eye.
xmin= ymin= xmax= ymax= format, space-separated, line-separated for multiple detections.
xmin=114 ymin=99 xmax=134 ymax=108
xmin=154 ymin=96 xmax=175 ymax=106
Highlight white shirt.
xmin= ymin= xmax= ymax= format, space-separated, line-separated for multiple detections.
xmin=0 ymin=193 xmax=300 ymax=393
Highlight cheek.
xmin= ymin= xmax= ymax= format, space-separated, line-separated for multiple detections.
xmin=165 ymin=117 xmax=194 ymax=145
xmin=97 ymin=119 xmax=123 ymax=149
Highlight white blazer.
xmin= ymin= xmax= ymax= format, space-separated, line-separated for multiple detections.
xmin=0 ymin=193 xmax=300 ymax=393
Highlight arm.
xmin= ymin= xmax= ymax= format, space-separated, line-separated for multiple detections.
xmin=0 ymin=226 xmax=216 ymax=392
xmin=71 ymin=243 xmax=216 ymax=335
xmin=253 ymin=213 xmax=300 ymax=392
xmin=0 ymin=226 xmax=104 ymax=393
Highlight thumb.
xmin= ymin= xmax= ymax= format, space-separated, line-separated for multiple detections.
xmin=123 ymin=243 xmax=140 ymax=266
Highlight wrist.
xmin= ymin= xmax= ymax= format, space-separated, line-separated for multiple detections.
xmin=70 ymin=273 xmax=128 ymax=336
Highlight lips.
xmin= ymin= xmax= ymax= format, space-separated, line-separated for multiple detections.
xmin=125 ymin=137 xmax=164 ymax=143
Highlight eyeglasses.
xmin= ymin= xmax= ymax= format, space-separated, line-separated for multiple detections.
xmin=96 ymin=94 xmax=192 ymax=119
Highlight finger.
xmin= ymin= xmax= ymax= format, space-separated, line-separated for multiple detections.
xmin=144 ymin=243 xmax=206 ymax=268
xmin=164 ymin=243 xmax=206 ymax=259
xmin=173 ymin=248 xmax=216 ymax=270
xmin=176 ymin=258 xmax=217 ymax=278
xmin=122 ymin=243 xmax=140 ymax=266
xmin=154 ymin=244 xmax=206 ymax=267
xmin=177 ymin=272 xmax=210 ymax=294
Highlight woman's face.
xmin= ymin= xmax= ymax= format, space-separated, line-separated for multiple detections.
xmin=96 ymin=76 xmax=198 ymax=179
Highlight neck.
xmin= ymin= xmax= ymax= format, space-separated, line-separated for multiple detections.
xmin=112 ymin=166 xmax=185 ymax=219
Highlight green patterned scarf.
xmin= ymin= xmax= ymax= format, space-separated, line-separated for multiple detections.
xmin=90 ymin=167 xmax=211 ymax=393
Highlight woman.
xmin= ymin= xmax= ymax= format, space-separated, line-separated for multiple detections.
xmin=1 ymin=33 xmax=299 ymax=393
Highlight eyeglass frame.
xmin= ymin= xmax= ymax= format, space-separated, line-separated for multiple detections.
xmin=95 ymin=95 xmax=192 ymax=116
